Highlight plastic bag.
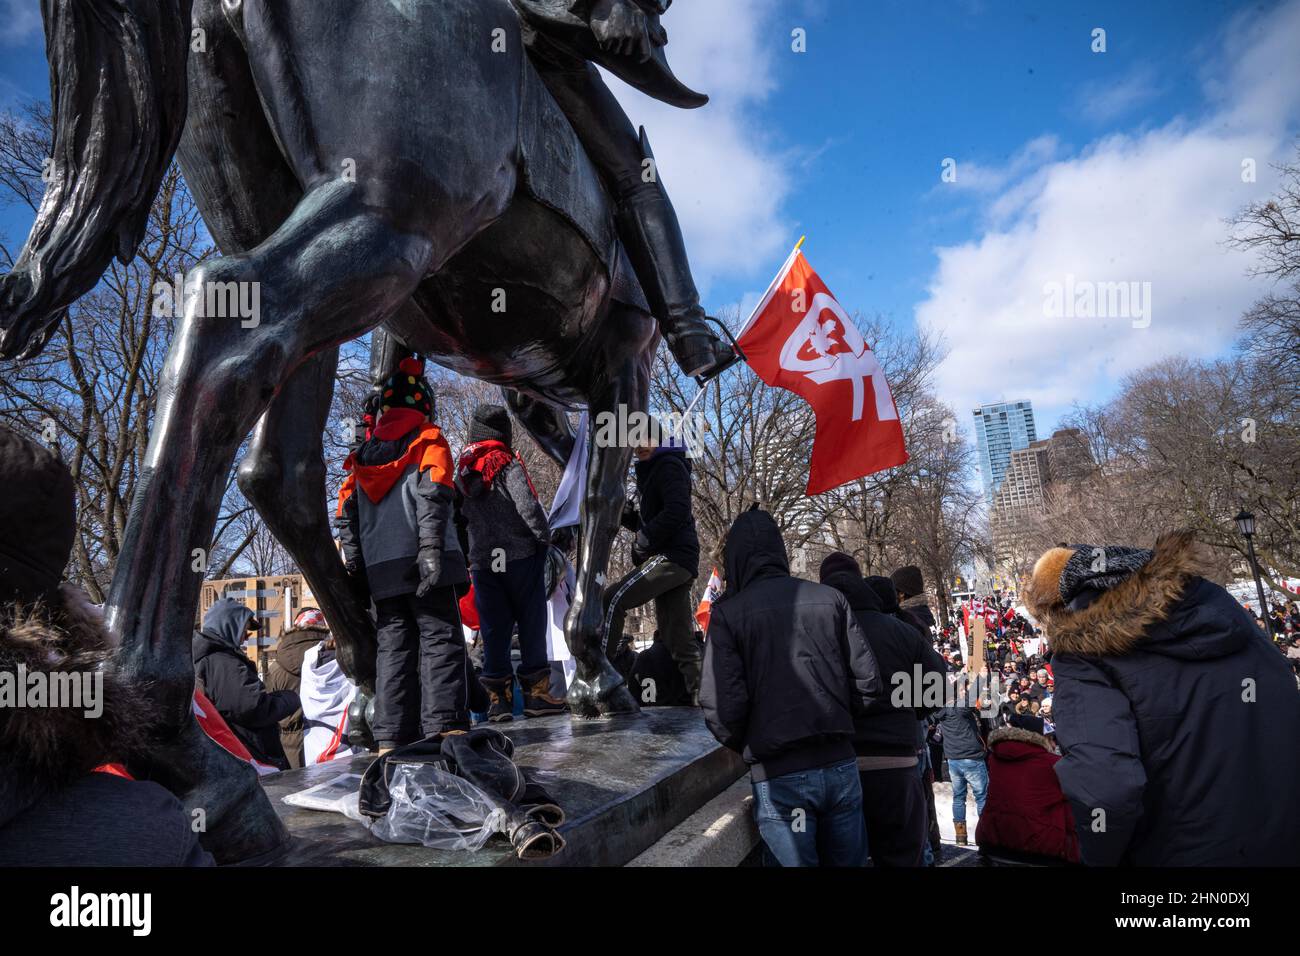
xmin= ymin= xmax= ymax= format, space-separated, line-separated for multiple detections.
xmin=283 ymin=773 xmax=365 ymax=815
xmin=369 ymin=761 xmax=508 ymax=852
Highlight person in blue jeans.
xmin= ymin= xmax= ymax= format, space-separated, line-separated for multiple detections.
xmin=935 ymin=698 xmax=988 ymax=844
xmin=700 ymin=509 xmax=882 ymax=867
xmin=752 ymin=760 xmax=868 ymax=867
xmin=455 ymin=404 xmax=567 ymax=721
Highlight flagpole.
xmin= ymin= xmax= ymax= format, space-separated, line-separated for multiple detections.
xmin=736 ymin=236 xmax=807 ymax=341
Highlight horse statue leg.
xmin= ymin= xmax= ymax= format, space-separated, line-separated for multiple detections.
xmin=106 ymin=178 xmax=440 ymax=861
xmin=236 ymin=348 xmax=378 ymax=693
xmin=504 ymin=388 xmax=577 ymax=468
xmin=560 ymin=303 xmax=656 ymax=718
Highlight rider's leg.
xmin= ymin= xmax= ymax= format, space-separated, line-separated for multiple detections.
xmin=531 ymin=59 xmax=735 ymax=379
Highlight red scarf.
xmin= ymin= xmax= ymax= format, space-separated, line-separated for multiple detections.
xmin=455 ymin=440 xmax=537 ymax=496
xmin=337 ymin=412 xmax=454 ymax=515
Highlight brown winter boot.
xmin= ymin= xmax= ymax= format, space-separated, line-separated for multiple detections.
xmin=480 ymin=676 xmax=514 ymax=723
xmin=954 ymin=821 xmax=968 ymax=846
xmin=520 ymin=669 xmax=568 ymax=718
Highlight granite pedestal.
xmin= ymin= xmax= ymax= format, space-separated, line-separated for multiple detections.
xmin=262 ymin=707 xmax=748 ymax=866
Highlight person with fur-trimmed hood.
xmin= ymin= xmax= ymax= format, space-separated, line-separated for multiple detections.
xmin=0 ymin=425 xmax=212 ymax=866
xmin=266 ymin=608 xmax=333 ymax=768
xmin=1025 ymin=531 xmax=1300 ymax=866
xmin=975 ymin=726 xmax=1079 ymax=865
xmin=337 ymin=357 xmax=471 ymax=751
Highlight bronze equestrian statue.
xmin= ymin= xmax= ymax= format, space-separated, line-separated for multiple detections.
xmin=0 ymin=0 xmax=734 ymax=863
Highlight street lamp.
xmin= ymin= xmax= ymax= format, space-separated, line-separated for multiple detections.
xmin=1234 ymin=509 xmax=1271 ymax=628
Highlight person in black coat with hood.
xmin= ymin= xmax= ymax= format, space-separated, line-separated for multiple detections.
xmin=892 ymin=564 xmax=936 ymax=636
xmin=193 ymin=598 xmax=299 ymax=770
xmin=1025 ymin=530 xmax=1300 ymax=866
xmin=605 ymin=426 xmax=703 ymax=701
xmin=701 ymin=510 xmax=883 ymax=867
xmin=820 ymin=554 xmax=948 ymax=866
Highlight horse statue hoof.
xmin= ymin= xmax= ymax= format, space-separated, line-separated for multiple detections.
xmin=566 ymin=677 xmax=601 ymax=719
xmin=595 ymin=682 xmax=641 ymax=717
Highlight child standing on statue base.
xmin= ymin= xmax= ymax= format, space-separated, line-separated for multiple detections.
xmin=455 ymin=404 xmax=566 ymax=722
xmin=337 ymin=357 xmax=470 ymax=752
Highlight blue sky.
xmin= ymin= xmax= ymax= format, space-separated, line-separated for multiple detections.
xmin=3 ymin=0 xmax=1297 ymax=438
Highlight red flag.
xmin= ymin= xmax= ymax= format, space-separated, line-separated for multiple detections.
xmin=737 ymin=246 xmax=908 ymax=494
xmin=695 ymin=566 xmax=723 ymax=633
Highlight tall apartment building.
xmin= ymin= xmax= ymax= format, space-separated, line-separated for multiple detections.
xmin=991 ymin=440 xmax=1052 ymax=520
xmin=1044 ymin=427 xmax=1094 ymax=484
xmin=973 ymin=400 xmax=1038 ymax=503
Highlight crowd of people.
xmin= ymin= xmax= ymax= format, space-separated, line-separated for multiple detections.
xmin=2 ymin=354 xmax=1299 ymax=867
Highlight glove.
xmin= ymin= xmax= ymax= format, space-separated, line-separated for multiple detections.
xmin=631 ymin=531 xmax=651 ymax=566
xmin=344 ymin=559 xmax=371 ymax=606
xmin=620 ymin=500 xmax=641 ymax=533
xmin=416 ymin=549 xmax=442 ymax=598
xmin=550 ymin=525 xmax=575 ymax=553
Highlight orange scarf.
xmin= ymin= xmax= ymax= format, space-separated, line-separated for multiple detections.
xmin=337 ymin=421 xmax=454 ymax=516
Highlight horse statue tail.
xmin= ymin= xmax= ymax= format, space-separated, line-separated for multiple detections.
xmin=0 ymin=0 xmax=190 ymax=360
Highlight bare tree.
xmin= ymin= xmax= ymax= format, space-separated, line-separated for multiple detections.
xmin=0 ymin=102 xmax=260 ymax=599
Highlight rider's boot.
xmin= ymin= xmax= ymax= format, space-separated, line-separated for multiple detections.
xmin=615 ymin=151 xmax=739 ymax=382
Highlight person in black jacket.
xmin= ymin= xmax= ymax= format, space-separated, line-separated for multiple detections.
xmin=821 ymin=554 xmax=948 ymax=866
xmin=892 ymin=564 xmax=936 ymax=636
xmin=935 ymin=693 xmax=989 ymax=846
xmin=193 ymin=598 xmax=299 ymax=770
xmin=604 ymin=427 xmax=702 ymax=701
xmin=700 ymin=510 xmax=882 ymax=867
xmin=1025 ymin=531 xmax=1300 ymax=866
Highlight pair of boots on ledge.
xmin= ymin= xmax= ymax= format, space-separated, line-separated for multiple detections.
xmin=479 ymin=670 xmax=567 ymax=723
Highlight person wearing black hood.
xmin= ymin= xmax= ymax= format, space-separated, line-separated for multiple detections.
xmin=821 ymin=554 xmax=948 ymax=866
xmin=892 ymin=564 xmax=936 ymax=636
xmin=1025 ymin=532 xmax=1300 ymax=866
xmin=0 ymin=425 xmax=212 ymax=865
xmin=193 ymin=598 xmax=300 ymax=770
xmin=603 ymin=424 xmax=702 ymax=702
xmin=700 ymin=510 xmax=883 ymax=867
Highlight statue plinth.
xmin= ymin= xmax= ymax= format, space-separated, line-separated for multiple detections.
xmin=261 ymin=708 xmax=746 ymax=867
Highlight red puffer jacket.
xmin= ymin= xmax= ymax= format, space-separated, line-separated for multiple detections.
xmin=975 ymin=727 xmax=1080 ymax=864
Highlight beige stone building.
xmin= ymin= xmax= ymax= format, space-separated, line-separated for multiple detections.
xmin=197 ymin=574 xmax=317 ymax=675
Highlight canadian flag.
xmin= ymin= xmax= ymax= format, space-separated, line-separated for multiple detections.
xmin=737 ymin=245 xmax=908 ymax=495
xmin=695 ymin=566 xmax=723 ymax=633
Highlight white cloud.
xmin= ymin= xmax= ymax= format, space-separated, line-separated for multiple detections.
xmin=598 ymin=0 xmax=793 ymax=298
xmin=916 ymin=0 xmax=1300 ymax=428
xmin=0 ymin=0 xmax=41 ymax=46
xmin=1075 ymin=66 xmax=1162 ymax=125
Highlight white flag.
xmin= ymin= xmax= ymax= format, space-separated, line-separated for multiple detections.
xmin=548 ymin=411 xmax=588 ymax=530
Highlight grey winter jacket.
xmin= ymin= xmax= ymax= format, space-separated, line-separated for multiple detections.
xmin=338 ymin=428 xmax=468 ymax=600
xmin=457 ymin=458 xmax=549 ymax=571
